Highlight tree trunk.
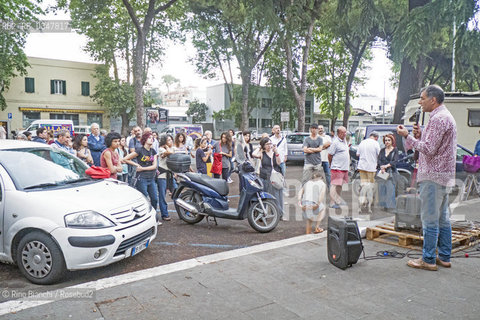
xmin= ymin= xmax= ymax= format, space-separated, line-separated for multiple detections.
xmin=133 ymin=35 xmax=145 ymax=128
xmin=240 ymin=72 xmax=251 ymax=131
xmin=121 ymin=112 xmax=129 ymax=136
xmin=392 ymin=0 xmax=431 ymax=123
xmin=343 ymin=41 xmax=369 ymax=128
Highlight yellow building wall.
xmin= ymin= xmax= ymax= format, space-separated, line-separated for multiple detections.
xmin=0 ymin=57 xmax=107 ymax=133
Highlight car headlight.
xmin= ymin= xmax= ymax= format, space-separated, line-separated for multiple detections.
xmin=64 ymin=211 xmax=115 ymax=229
xmin=248 ymin=179 xmax=262 ymax=189
xmin=142 ymin=195 xmax=154 ymax=212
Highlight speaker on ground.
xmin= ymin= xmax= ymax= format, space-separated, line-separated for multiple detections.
xmin=327 ymin=216 xmax=363 ymax=269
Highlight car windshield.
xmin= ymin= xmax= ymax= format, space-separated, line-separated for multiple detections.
xmin=0 ymin=148 xmax=90 ymax=190
xmin=287 ymin=135 xmax=308 ymax=144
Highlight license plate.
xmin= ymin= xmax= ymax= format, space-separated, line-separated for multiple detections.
xmin=292 ymin=151 xmax=304 ymax=155
xmin=131 ymin=239 xmax=149 ymax=257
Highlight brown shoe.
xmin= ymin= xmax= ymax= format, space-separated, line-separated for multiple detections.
xmin=407 ymin=258 xmax=438 ymax=271
xmin=162 ymin=216 xmax=171 ymax=221
xmin=436 ymin=258 xmax=451 ymax=268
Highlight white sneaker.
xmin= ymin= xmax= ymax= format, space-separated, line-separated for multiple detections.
xmin=157 ymin=221 xmax=163 ymax=226
xmin=227 ymin=178 xmax=233 ymax=184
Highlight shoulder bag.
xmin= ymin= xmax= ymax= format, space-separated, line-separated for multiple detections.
xmin=270 ymin=154 xmax=285 ymax=190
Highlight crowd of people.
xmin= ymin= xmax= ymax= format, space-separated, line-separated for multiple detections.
xmin=1 ymin=85 xmax=457 ymax=271
xmin=7 ymin=120 xmax=409 ymax=230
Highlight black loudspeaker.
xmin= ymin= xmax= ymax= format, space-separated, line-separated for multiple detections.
xmin=327 ymin=216 xmax=363 ymax=270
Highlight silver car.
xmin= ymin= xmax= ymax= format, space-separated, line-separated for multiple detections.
xmin=286 ymin=133 xmax=309 ymax=162
xmin=0 ymin=141 xmax=157 ymax=284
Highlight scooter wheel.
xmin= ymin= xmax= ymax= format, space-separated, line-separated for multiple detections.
xmin=175 ymin=190 xmax=205 ymax=224
xmin=247 ymin=199 xmax=280 ymax=233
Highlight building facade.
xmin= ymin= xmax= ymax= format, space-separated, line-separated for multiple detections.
xmin=1 ymin=57 xmax=105 ymax=135
xmin=206 ymin=83 xmax=315 ymax=135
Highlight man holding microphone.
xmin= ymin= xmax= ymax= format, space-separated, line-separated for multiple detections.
xmin=397 ymin=85 xmax=456 ymax=271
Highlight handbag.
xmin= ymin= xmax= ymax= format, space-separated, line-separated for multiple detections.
xmin=463 ymin=155 xmax=480 ymax=173
xmin=376 ymin=170 xmax=390 ymax=180
xmin=85 ymin=166 xmax=111 ymax=179
xmin=270 ymin=155 xmax=285 ymax=190
xmin=211 ymin=153 xmax=223 ymax=175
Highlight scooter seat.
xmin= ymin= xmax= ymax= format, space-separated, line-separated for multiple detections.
xmin=185 ymin=172 xmax=229 ymax=196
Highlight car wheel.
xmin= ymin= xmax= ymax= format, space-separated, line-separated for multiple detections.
xmin=16 ymin=231 xmax=66 ymax=285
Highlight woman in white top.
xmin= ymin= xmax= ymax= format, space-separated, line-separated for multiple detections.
xmin=298 ymin=169 xmax=326 ymax=234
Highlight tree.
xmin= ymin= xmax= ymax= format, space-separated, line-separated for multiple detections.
xmin=61 ymin=0 xmax=178 ymax=130
xmin=332 ymin=0 xmax=390 ymax=128
xmin=91 ymin=66 xmax=136 ymax=136
xmin=276 ymin=0 xmax=326 ymax=132
xmin=390 ymin=0 xmax=479 ymax=123
xmin=186 ymin=100 xmax=208 ymax=123
xmin=0 ymin=0 xmax=43 ymax=110
xmin=162 ymin=74 xmax=179 ymax=93
xmin=120 ymin=0 xmax=180 ymax=128
xmin=308 ymin=32 xmax=365 ymax=131
xmin=188 ymin=0 xmax=277 ymax=130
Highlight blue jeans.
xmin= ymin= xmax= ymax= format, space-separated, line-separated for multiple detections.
xmin=378 ymin=178 xmax=396 ymax=209
xmin=419 ymin=181 xmax=451 ymax=264
xmin=157 ymin=178 xmax=169 ymax=218
xmin=136 ymin=177 xmax=158 ymax=211
xmin=322 ymin=161 xmax=331 ymax=188
xmin=279 ymin=162 xmax=286 ymax=176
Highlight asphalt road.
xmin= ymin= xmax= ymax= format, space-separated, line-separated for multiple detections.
xmin=0 ymin=161 xmax=393 ymax=300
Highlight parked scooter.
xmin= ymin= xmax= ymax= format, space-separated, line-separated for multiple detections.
xmin=172 ymin=136 xmax=280 ymax=233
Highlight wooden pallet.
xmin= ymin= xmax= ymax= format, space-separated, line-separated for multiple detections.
xmin=366 ymin=223 xmax=480 ymax=253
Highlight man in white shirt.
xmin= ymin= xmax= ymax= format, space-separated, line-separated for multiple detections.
xmin=270 ymin=124 xmax=288 ymax=175
xmin=356 ymin=131 xmax=380 ymax=184
xmin=0 ymin=125 xmax=6 ymax=139
xmin=328 ymin=126 xmax=350 ymax=208
xmin=318 ymin=125 xmax=332 ymax=188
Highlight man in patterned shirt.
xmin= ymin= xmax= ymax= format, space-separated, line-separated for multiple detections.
xmin=397 ymin=85 xmax=456 ymax=271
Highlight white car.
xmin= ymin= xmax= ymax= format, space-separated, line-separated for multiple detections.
xmin=0 ymin=141 xmax=157 ymax=284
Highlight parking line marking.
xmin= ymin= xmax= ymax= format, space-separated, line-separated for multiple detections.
xmin=0 ymin=233 xmax=325 ymax=316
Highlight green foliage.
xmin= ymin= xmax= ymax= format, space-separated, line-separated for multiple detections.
xmin=162 ymin=74 xmax=179 ymax=92
xmin=263 ymin=46 xmax=298 ymax=129
xmin=91 ymin=65 xmax=136 ymax=120
xmin=186 ymin=0 xmax=278 ymax=129
xmin=308 ymin=32 xmax=351 ymax=127
xmin=0 ymin=0 xmax=43 ymax=110
xmin=186 ymin=100 xmax=208 ymax=123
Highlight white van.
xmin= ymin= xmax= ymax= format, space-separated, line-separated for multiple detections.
xmin=23 ymin=119 xmax=75 ymax=137
xmin=160 ymin=124 xmax=203 ymax=140
xmin=404 ymin=92 xmax=480 ymax=151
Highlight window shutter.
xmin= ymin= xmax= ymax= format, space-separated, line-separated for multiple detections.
xmin=81 ymin=81 xmax=90 ymax=96
xmin=62 ymin=80 xmax=66 ymax=95
xmin=25 ymin=78 xmax=35 ymax=93
xmin=50 ymin=80 xmax=55 ymax=94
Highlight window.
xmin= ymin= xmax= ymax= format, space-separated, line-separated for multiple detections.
xmin=468 ymin=109 xmax=480 ymax=127
xmin=305 ymin=117 xmax=311 ymax=125
xmin=248 ymin=118 xmax=257 ymax=128
xmin=261 ymin=119 xmax=272 ymax=128
xmin=25 ymin=77 xmax=35 ymax=93
xmin=23 ymin=112 xmax=40 ymax=128
xmin=87 ymin=113 xmax=103 ymax=127
xmin=50 ymin=80 xmax=66 ymax=95
xmin=81 ymin=81 xmax=90 ymax=96
xmin=50 ymin=113 xmax=79 ymax=126
xmin=261 ymin=98 xmax=272 ymax=109
xmin=305 ymin=101 xmax=312 ymax=115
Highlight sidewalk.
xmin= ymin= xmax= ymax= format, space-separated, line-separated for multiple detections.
xmin=1 ymin=202 xmax=479 ymax=320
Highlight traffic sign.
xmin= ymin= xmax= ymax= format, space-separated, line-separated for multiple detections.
xmin=280 ymin=112 xmax=289 ymax=122
xmin=8 ymin=113 xmax=12 ymax=120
